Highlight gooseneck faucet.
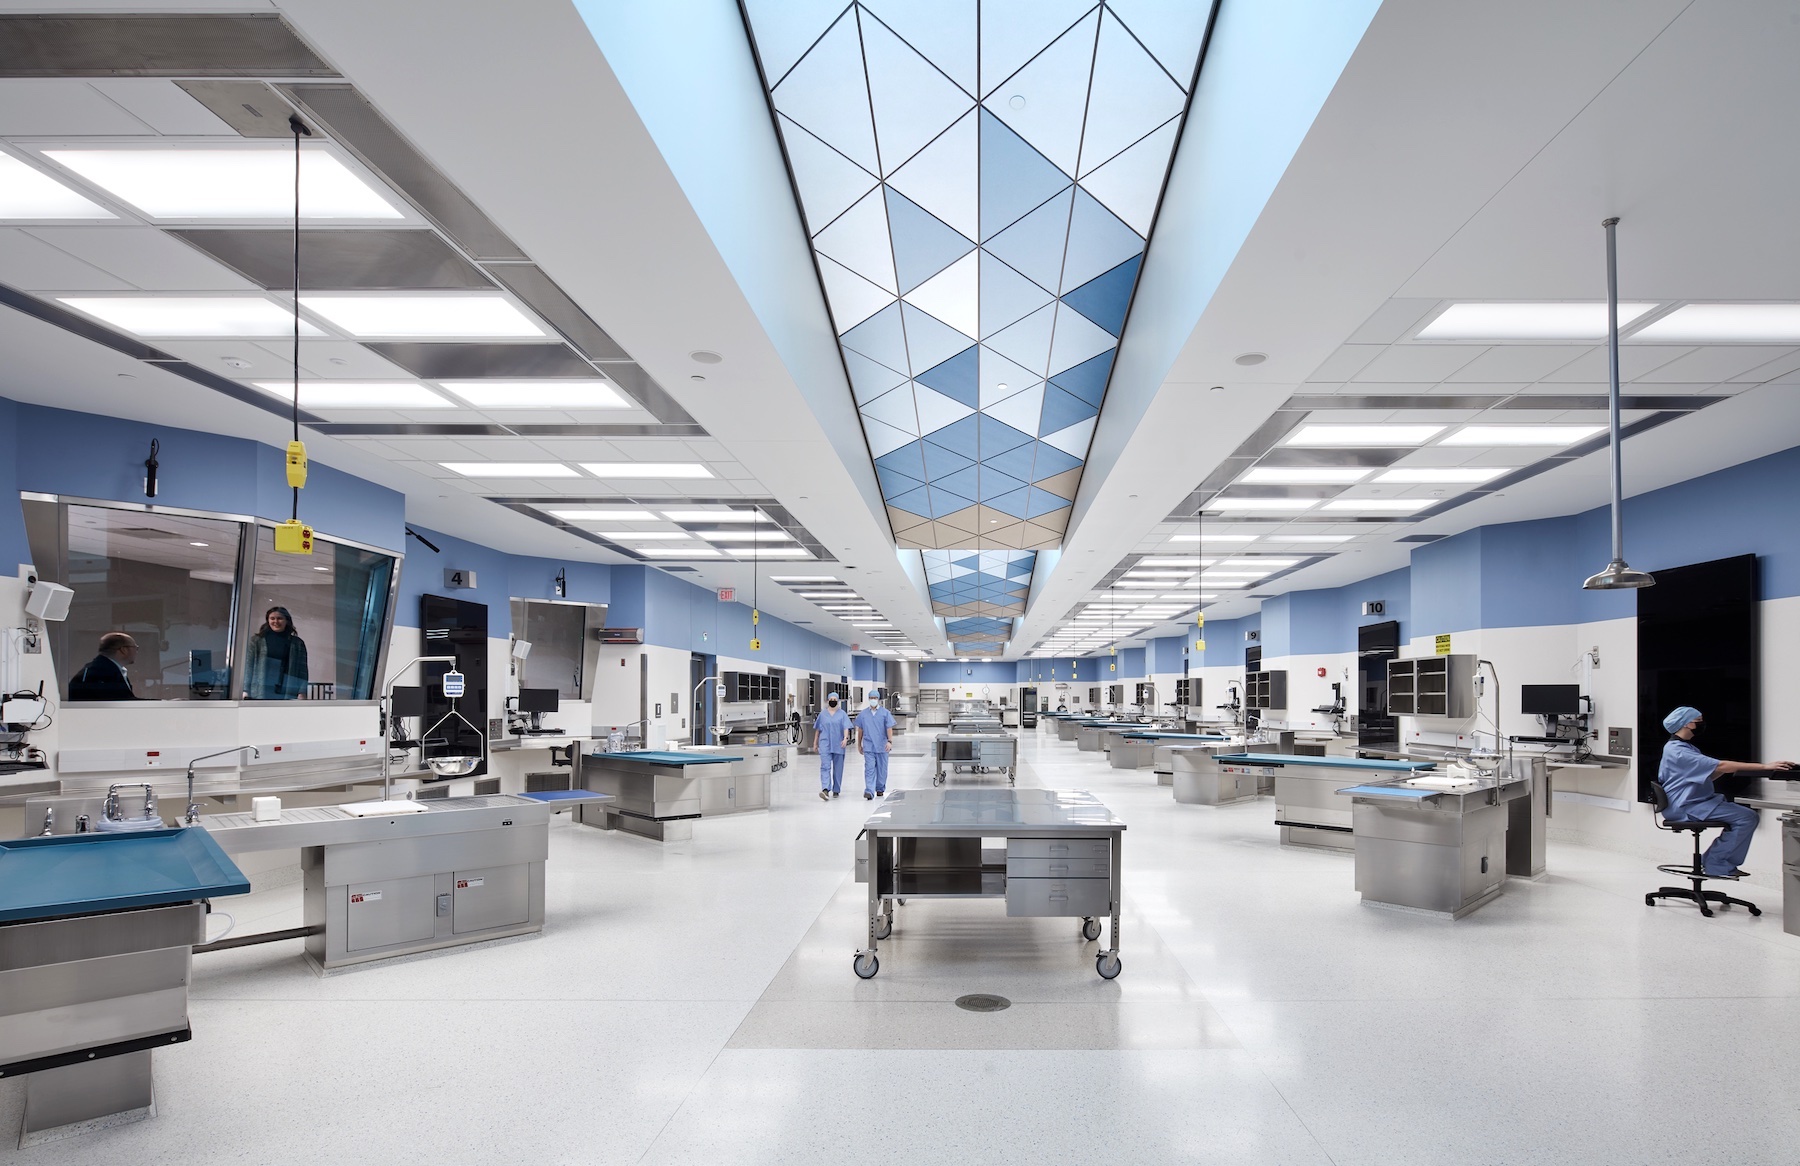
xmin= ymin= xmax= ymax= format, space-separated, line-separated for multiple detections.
xmin=185 ymin=745 xmax=261 ymax=824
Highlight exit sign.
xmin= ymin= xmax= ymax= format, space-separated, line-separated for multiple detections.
xmin=718 ymin=587 xmax=735 ymax=603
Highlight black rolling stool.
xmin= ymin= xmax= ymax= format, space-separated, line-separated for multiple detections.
xmin=1645 ymin=779 xmax=1760 ymax=918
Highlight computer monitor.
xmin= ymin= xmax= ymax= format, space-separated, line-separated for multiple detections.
xmin=518 ymin=687 xmax=560 ymax=714
xmin=1520 ymin=684 xmax=1581 ymax=716
xmin=390 ymin=685 xmax=426 ymax=719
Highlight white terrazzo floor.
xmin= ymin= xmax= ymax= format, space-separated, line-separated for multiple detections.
xmin=6 ymin=728 xmax=1800 ymax=1164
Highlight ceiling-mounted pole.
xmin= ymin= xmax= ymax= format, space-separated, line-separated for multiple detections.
xmin=1582 ymin=217 xmax=1654 ymax=591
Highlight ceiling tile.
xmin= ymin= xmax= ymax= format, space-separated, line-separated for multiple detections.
xmin=1542 ymin=344 xmax=1693 ymax=383
xmin=0 ymin=227 xmax=129 ymax=290
xmin=1303 ymin=343 xmax=1385 ymax=383
xmin=85 ymin=79 xmax=234 ymax=135
xmin=1632 ymin=345 xmax=1800 ymax=384
xmin=26 ymin=226 xmax=256 ymax=291
xmin=1350 ymin=345 xmax=1482 ymax=383
xmin=0 ymin=80 xmax=152 ymax=135
xmin=1441 ymin=344 xmax=1590 ymax=382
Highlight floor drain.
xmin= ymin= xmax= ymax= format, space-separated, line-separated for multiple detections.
xmin=955 ymin=994 xmax=1012 ymax=1013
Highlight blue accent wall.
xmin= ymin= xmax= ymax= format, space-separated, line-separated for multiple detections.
xmin=1151 ymin=635 xmax=1188 ymax=673
xmin=921 ymin=660 xmax=1019 ymax=684
xmin=1018 ymin=657 xmax=1103 ymax=683
xmin=851 ymin=655 xmax=882 ymax=682
xmin=0 ymin=397 xmax=22 ymax=570
xmin=3 ymin=398 xmax=405 ymax=555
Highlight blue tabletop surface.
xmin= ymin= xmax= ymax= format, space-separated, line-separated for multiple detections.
xmin=1217 ymin=752 xmax=1435 ymax=772
xmin=586 ymin=750 xmax=743 ymax=766
xmin=1121 ymin=732 xmax=1228 ymax=741
xmin=518 ymin=789 xmax=613 ymax=802
xmin=0 ymin=827 xmax=250 ymax=924
xmin=1339 ymin=783 xmax=1437 ymax=798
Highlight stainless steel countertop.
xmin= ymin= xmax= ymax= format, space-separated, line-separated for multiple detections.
xmin=861 ymin=787 xmax=1124 ymax=835
xmin=203 ymin=793 xmax=557 ymax=852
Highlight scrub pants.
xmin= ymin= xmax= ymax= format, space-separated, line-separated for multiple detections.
xmin=1696 ymin=798 xmax=1759 ymax=876
xmin=862 ymin=750 xmax=890 ymax=795
xmin=819 ymin=750 xmax=846 ymax=794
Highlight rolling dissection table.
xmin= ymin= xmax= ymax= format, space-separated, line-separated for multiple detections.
xmin=1341 ymin=771 xmax=1530 ymax=918
xmin=932 ymin=732 xmax=1017 ymax=786
xmin=0 ymin=828 xmax=249 ymax=1146
xmin=853 ymin=787 xmax=1126 ymax=980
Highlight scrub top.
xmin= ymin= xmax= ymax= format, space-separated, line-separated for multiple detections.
xmin=1659 ymin=737 xmax=1725 ymax=818
xmin=859 ymin=705 xmax=895 ymax=753
xmin=814 ymin=706 xmax=849 ymax=754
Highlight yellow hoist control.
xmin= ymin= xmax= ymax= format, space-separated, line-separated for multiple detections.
xmin=273 ymin=519 xmax=313 ymax=555
xmin=285 ymin=440 xmax=308 ymax=489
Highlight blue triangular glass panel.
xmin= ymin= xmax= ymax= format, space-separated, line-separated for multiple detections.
xmin=1006 ymin=556 xmax=1036 ymax=579
xmin=875 ymin=441 xmax=927 ymax=480
xmin=1061 ymin=254 xmax=1142 ymax=337
xmin=876 ymin=465 xmax=923 ymax=496
xmin=1047 ymin=349 xmax=1113 ymax=406
xmin=886 ymin=186 xmax=974 ymax=294
xmin=927 ymin=484 xmax=975 ymax=517
xmin=1038 ymin=384 xmax=1098 ymax=435
xmin=978 ymin=109 xmax=1072 ymax=242
xmin=1025 ymin=487 xmax=1071 ymax=519
xmin=900 ymin=301 xmax=975 ymax=374
xmin=977 ymin=415 xmax=1035 ymax=454
xmin=978 ymin=467 xmax=1029 ymax=500
xmin=978 ymin=250 xmax=1054 ymax=338
xmin=916 ymin=344 xmax=979 ymax=408
xmin=936 ymin=465 xmax=982 ymax=501
xmin=841 ymin=301 xmax=909 ymax=373
xmin=983 ymin=186 xmax=1074 ymax=293
xmin=889 ymin=483 xmax=934 ymax=516
xmin=983 ymin=487 xmax=1033 ymax=519
xmin=1026 ymin=440 xmax=1083 ymax=479
xmin=981 ymin=441 xmax=1038 ymax=483
xmin=1060 ymin=187 xmax=1143 ymax=292
xmin=924 ymin=415 xmax=982 ymax=459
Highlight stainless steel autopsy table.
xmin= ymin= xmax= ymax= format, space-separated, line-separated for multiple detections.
xmin=1076 ymin=720 xmax=1154 ymax=752
xmin=1342 ymin=770 xmax=1531 ymax=918
xmin=0 ymin=828 xmax=249 ymax=1146
xmin=1110 ymin=731 xmax=1229 ymax=774
xmin=932 ymin=732 xmax=1017 ymax=785
xmin=575 ymin=749 xmax=765 ymax=841
xmin=853 ymin=787 xmax=1126 ymax=980
xmin=1206 ymin=753 xmax=1439 ymax=848
xmin=205 ymin=790 xmax=610 ymax=970
xmin=1732 ymin=787 xmax=1800 ymax=935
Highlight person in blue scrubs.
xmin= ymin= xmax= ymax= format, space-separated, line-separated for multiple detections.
xmin=815 ymin=692 xmax=849 ymax=801
xmin=1657 ymin=706 xmax=1796 ymax=877
xmin=857 ymin=691 xmax=896 ymax=800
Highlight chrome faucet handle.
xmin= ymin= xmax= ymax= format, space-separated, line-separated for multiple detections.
xmin=39 ymin=806 xmax=53 ymax=836
xmin=104 ymin=785 xmax=121 ymax=822
xmin=144 ymin=786 xmax=157 ymax=818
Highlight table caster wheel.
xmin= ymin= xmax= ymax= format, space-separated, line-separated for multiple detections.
xmin=1644 ymin=894 xmax=1656 ymax=907
xmin=1081 ymin=917 xmax=1102 ymax=942
xmin=1750 ymin=904 xmax=1763 ymax=916
xmin=1096 ymin=952 xmax=1122 ymax=980
xmin=853 ymin=952 xmax=879 ymax=979
xmin=875 ymin=916 xmax=892 ymax=940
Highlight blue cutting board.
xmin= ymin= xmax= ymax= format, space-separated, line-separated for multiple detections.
xmin=0 ymin=827 xmax=250 ymax=924
xmin=1218 ymin=753 xmax=1435 ymax=772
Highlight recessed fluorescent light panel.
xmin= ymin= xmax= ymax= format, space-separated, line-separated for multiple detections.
xmin=59 ymin=296 xmax=324 ymax=338
xmin=439 ymin=462 xmax=580 ymax=477
xmin=662 ymin=509 xmax=767 ymax=522
xmin=600 ymin=531 xmax=690 ymax=539
xmin=1139 ymin=557 xmax=1216 ymax=567
xmin=0 ymin=152 xmax=115 ymax=219
xmin=301 ymin=296 xmax=546 ymax=339
xmin=1630 ymin=304 xmax=1800 ymax=342
xmin=1321 ymin=499 xmax=1431 ymax=513
xmin=638 ymin=547 xmax=722 ymax=557
xmin=771 ymin=575 xmax=837 ymax=581
xmin=1241 ymin=467 xmax=1373 ymax=484
xmin=548 ymin=508 xmax=658 ymax=521
xmin=252 ymin=381 xmax=449 ymax=409
xmin=1442 ymin=425 xmax=1604 ymax=446
xmin=1374 ymin=467 xmax=1511 ymax=484
xmin=1170 ymin=534 xmax=1258 ymax=543
xmin=580 ymin=463 xmax=714 ymax=479
xmin=438 ymin=381 xmax=629 ymax=409
xmin=1207 ymin=498 xmax=1320 ymax=512
xmin=45 ymin=147 xmax=404 ymax=220
xmin=1285 ymin=425 xmax=1444 ymax=447
xmin=696 ymin=530 xmax=793 ymax=541
xmin=1416 ymin=302 xmax=1657 ymax=341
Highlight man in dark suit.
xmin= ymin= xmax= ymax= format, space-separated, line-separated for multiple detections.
xmin=68 ymin=632 xmax=141 ymax=701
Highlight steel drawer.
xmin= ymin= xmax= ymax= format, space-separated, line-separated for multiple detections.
xmin=1006 ymin=856 xmax=1111 ymax=879
xmin=1006 ymin=836 xmax=1110 ymax=860
xmin=1005 ymin=877 xmax=1110 ymax=917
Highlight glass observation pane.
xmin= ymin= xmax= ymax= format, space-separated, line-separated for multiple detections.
xmin=32 ymin=503 xmax=244 ymax=702
xmin=247 ymin=528 xmax=394 ymax=701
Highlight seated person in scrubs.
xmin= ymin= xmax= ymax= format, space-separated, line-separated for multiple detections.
xmin=1657 ymin=706 xmax=1796 ymax=878
xmin=857 ymin=691 xmax=896 ymax=800
xmin=68 ymin=631 xmax=141 ymax=700
xmin=815 ymin=693 xmax=849 ymax=801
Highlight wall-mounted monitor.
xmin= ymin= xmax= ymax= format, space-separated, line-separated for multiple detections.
xmin=518 ymin=687 xmax=560 ymax=714
xmin=1520 ymin=684 xmax=1581 ymax=716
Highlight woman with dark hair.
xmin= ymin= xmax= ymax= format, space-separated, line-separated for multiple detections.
xmin=246 ymin=605 xmax=310 ymax=699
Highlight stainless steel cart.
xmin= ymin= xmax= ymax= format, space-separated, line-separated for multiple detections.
xmin=932 ymin=732 xmax=1017 ymax=786
xmin=853 ymin=787 xmax=1126 ymax=980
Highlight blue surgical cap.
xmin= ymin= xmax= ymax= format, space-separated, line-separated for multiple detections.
xmin=1662 ymin=706 xmax=1702 ymax=733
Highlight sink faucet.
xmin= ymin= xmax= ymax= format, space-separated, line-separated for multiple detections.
xmin=184 ymin=745 xmax=261 ymax=825
xmin=39 ymin=806 xmax=53 ymax=836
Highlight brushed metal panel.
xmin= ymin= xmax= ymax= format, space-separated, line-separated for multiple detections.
xmin=485 ymin=264 xmax=630 ymax=360
xmin=1 ymin=985 xmax=188 ymax=1063
xmin=366 ymin=341 xmax=595 ymax=379
xmin=282 ymin=83 xmax=527 ymax=261
xmin=175 ymin=79 xmax=299 ymax=137
xmin=1004 ymin=877 xmax=1109 ymax=917
xmin=0 ymin=903 xmax=203 ymax=972
xmin=173 ymin=228 xmax=492 ymax=290
xmin=450 ymin=864 xmax=529 ymax=934
xmin=0 ymin=14 xmax=336 ymax=78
